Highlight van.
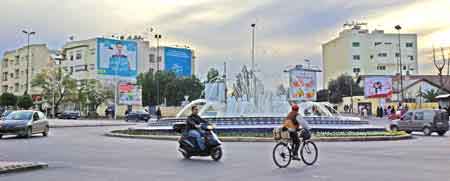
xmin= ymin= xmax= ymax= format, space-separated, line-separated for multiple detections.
xmin=390 ymin=109 xmax=449 ymax=136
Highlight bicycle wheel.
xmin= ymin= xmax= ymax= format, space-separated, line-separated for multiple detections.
xmin=300 ymin=140 xmax=318 ymax=165
xmin=272 ymin=142 xmax=292 ymax=168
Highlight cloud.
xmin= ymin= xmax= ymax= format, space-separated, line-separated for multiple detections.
xmin=1 ymin=0 xmax=449 ymax=90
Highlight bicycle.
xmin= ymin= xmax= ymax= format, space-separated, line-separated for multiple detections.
xmin=272 ymin=129 xmax=318 ymax=168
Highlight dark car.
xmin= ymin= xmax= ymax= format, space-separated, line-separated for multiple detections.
xmin=390 ymin=109 xmax=449 ymax=136
xmin=0 ymin=111 xmax=49 ymax=139
xmin=59 ymin=111 xmax=81 ymax=120
xmin=125 ymin=111 xmax=151 ymax=122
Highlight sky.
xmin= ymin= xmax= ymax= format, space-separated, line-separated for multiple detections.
xmin=1 ymin=0 xmax=450 ymax=90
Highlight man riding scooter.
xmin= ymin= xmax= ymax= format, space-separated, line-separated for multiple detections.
xmin=186 ymin=105 xmax=207 ymax=151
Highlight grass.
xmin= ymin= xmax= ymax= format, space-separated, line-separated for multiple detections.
xmin=112 ymin=130 xmax=408 ymax=138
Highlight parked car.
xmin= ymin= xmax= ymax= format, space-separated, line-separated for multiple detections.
xmin=1 ymin=111 xmax=13 ymax=119
xmin=0 ymin=110 xmax=49 ymax=139
xmin=390 ymin=109 xmax=449 ymax=136
xmin=59 ymin=111 xmax=81 ymax=120
xmin=125 ymin=111 xmax=151 ymax=122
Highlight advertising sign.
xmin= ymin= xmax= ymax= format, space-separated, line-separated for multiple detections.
xmin=164 ymin=47 xmax=192 ymax=77
xmin=289 ymin=69 xmax=317 ymax=101
xmin=118 ymin=82 xmax=142 ymax=105
xmin=364 ymin=77 xmax=393 ymax=98
xmin=97 ymin=38 xmax=138 ymax=80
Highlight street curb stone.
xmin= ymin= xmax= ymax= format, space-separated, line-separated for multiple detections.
xmin=0 ymin=162 xmax=48 ymax=174
xmin=50 ymin=123 xmax=136 ymax=128
xmin=105 ymin=132 xmax=412 ymax=142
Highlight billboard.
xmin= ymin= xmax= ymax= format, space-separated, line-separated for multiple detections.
xmin=364 ymin=77 xmax=393 ymax=98
xmin=97 ymin=38 xmax=138 ymax=80
xmin=289 ymin=69 xmax=317 ymax=101
xmin=118 ymin=82 xmax=142 ymax=105
xmin=164 ymin=47 xmax=192 ymax=77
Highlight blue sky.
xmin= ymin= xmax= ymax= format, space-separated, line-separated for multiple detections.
xmin=1 ymin=0 xmax=450 ymax=89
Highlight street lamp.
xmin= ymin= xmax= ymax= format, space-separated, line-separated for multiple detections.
xmin=22 ymin=30 xmax=35 ymax=95
xmin=154 ymin=34 xmax=162 ymax=105
xmin=250 ymin=23 xmax=257 ymax=106
xmin=350 ymin=72 xmax=359 ymax=114
xmin=395 ymin=25 xmax=404 ymax=102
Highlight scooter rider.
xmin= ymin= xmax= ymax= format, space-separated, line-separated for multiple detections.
xmin=186 ymin=105 xmax=207 ymax=151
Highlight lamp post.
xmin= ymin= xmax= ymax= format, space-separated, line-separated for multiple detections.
xmin=250 ymin=23 xmax=257 ymax=106
xmin=22 ymin=30 xmax=35 ymax=95
xmin=395 ymin=25 xmax=404 ymax=102
xmin=154 ymin=34 xmax=162 ymax=105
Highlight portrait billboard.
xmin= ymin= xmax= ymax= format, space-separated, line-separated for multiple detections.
xmin=118 ymin=82 xmax=142 ymax=105
xmin=164 ymin=47 xmax=192 ymax=77
xmin=364 ymin=77 xmax=393 ymax=98
xmin=289 ymin=69 xmax=317 ymax=101
xmin=97 ymin=38 xmax=138 ymax=80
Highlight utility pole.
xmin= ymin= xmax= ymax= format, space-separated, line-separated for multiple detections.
xmin=154 ymin=34 xmax=162 ymax=105
xmin=395 ymin=25 xmax=404 ymax=102
xmin=22 ymin=30 xmax=35 ymax=95
xmin=223 ymin=62 xmax=227 ymax=104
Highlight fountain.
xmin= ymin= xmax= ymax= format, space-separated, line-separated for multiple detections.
xmin=135 ymin=66 xmax=384 ymax=134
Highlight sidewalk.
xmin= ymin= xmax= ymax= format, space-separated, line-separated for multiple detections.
xmin=0 ymin=161 xmax=47 ymax=174
xmin=48 ymin=119 xmax=138 ymax=128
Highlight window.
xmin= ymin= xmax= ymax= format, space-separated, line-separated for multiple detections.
xmin=353 ymin=68 xmax=360 ymax=73
xmin=157 ymin=56 xmax=162 ymax=62
xmin=3 ymin=60 xmax=8 ymax=68
xmin=70 ymin=54 xmax=74 ymax=61
xmin=374 ymin=42 xmax=382 ymax=46
xmin=408 ymin=55 xmax=414 ymax=61
xmin=378 ymin=53 xmax=388 ymax=57
xmin=414 ymin=112 xmax=424 ymax=120
xmin=395 ymin=53 xmax=400 ymax=57
xmin=384 ymin=42 xmax=392 ymax=45
xmin=2 ymin=72 xmax=8 ymax=81
xmin=406 ymin=42 xmax=414 ymax=47
xmin=403 ymin=65 xmax=407 ymax=70
xmin=352 ymin=42 xmax=360 ymax=47
xmin=10 ymin=73 xmax=13 ymax=78
xmin=70 ymin=67 xmax=73 ymax=74
xmin=377 ymin=65 xmax=386 ymax=71
xmin=75 ymin=51 xmax=82 ymax=60
xmin=2 ymin=86 xmax=8 ymax=93
xmin=89 ymin=64 xmax=95 ymax=71
xmin=370 ymin=55 xmax=374 ymax=59
xmin=403 ymin=112 xmax=413 ymax=120
xmin=15 ymin=69 xmax=19 ymax=79
xmin=149 ymin=54 xmax=155 ymax=63
xmin=352 ymin=55 xmax=360 ymax=60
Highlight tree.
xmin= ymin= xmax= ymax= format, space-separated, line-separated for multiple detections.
xmin=422 ymin=89 xmax=440 ymax=102
xmin=138 ymin=70 xmax=204 ymax=106
xmin=84 ymin=80 xmax=114 ymax=113
xmin=275 ymin=84 xmax=287 ymax=96
xmin=17 ymin=95 xmax=34 ymax=109
xmin=327 ymin=74 xmax=363 ymax=103
xmin=206 ymin=68 xmax=220 ymax=83
xmin=31 ymin=67 xmax=77 ymax=114
xmin=316 ymin=89 xmax=330 ymax=102
xmin=0 ymin=93 xmax=17 ymax=108
xmin=432 ymin=47 xmax=448 ymax=93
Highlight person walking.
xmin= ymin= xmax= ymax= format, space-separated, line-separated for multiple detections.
xmin=156 ymin=107 xmax=162 ymax=120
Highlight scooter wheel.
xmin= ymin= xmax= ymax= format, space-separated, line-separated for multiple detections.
xmin=211 ymin=147 xmax=223 ymax=161
xmin=180 ymin=150 xmax=191 ymax=159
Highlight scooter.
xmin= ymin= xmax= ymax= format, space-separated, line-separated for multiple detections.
xmin=173 ymin=123 xmax=223 ymax=161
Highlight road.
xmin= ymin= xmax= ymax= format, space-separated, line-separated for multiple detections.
xmin=0 ymin=126 xmax=449 ymax=181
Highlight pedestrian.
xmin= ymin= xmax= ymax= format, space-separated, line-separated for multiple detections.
xmin=156 ymin=107 xmax=162 ymax=120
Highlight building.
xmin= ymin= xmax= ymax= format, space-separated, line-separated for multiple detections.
xmin=322 ymin=23 xmax=418 ymax=88
xmin=148 ymin=46 xmax=196 ymax=76
xmin=60 ymin=38 xmax=153 ymax=81
xmin=392 ymin=75 xmax=450 ymax=102
xmin=0 ymin=44 xmax=58 ymax=99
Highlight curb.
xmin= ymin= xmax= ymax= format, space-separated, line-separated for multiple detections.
xmin=0 ymin=162 xmax=48 ymax=174
xmin=105 ymin=132 xmax=412 ymax=142
xmin=50 ymin=124 xmax=136 ymax=128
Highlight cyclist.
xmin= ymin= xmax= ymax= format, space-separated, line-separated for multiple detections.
xmin=282 ymin=104 xmax=301 ymax=160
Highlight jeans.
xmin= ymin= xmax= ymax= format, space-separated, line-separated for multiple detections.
xmin=189 ymin=129 xmax=206 ymax=151
xmin=289 ymin=131 xmax=300 ymax=156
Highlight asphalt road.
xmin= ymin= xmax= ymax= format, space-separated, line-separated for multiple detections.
xmin=0 ymin=127 xmax=449 ymax=181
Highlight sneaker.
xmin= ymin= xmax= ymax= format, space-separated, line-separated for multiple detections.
xmin=292 ymin=155 xmax=301 ymax=160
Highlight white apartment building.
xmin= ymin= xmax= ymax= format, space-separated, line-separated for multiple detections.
xmin=322 ymin=24 xmax=418 ymax=88
xmin=60 ymin=38 xmax=154 ymax=82
xmin=0 ymin=44 xmax=58 ymax=97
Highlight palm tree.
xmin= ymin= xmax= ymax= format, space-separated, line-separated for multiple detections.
xmin=422 ymin=89 xmax=440 ymax=102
